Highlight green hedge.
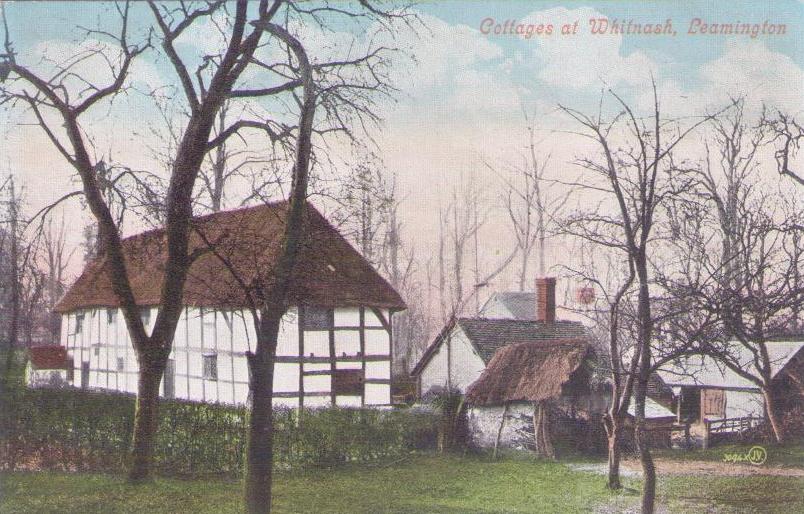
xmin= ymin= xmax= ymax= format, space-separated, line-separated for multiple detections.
xmin=0 ymin=388 xmax=439 ymax=476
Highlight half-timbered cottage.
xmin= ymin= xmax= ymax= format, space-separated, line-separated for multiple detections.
xmin=54 ymin=201 xmax=405 ymax=407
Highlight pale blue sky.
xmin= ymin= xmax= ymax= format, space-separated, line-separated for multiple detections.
xmin=2 ymin=1 xmax=803 ymax=282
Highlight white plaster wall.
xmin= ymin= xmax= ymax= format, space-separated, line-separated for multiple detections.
xmin=419 ymin=340 xmax=449 ymax=394
xmin=61 ymin=305 xmax=392 ymax=408
xmin=419 ymin=327 xmax=486 ymax=394
xmin=449 ymin=330 xmax=486 ymax=391
xmin=468 ymin=403 xmax=535 ymax=450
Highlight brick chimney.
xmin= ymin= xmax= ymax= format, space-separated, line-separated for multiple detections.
xmin=535 ymin=277 xmax=556 ymax=323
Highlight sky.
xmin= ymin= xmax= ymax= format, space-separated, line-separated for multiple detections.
xmin=1 ymin=0 xmax=803 ymax=294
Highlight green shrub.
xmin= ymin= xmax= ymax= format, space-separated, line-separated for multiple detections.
xmin=0 ymin=388 xmax=438 ymax=476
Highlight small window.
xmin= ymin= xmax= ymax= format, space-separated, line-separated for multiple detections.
xmin=107 ymin=308 xmax=117 ymax=325
xmin=94 ymin=346 xmax=99 ymax=357
xmin=203 ymin=354 xmax=218 ymax=380
xmin=301 ymin=306 xmax=333 ymax=331
xmin=116 ymin=357 xmax=125 ymax=372
xmin=75 ymin=313 xmax=85 ymax=334
xmin=332 ymin=369 xmax=364 ymax=395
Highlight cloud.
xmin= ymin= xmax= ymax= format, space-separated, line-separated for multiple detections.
xmin=522 ymin=7 xmax=658 ymax=92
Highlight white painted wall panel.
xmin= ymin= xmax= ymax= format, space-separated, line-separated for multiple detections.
xmin=187 ymin=308 xmax=202 ymax=348
xmin=232 ymin=355 xmax=249 ymax=382
xmin=365 ymin=361 xmax=390 ymax=380
xmin=304 ymin=375 xmax=331 ymax=392
xmin=365 ymin=383 xmax=390 ymax=405
xmin=304 ymin=332 xmax=330 ymax=357
xmin=334 ymin=330 xmax=360 ymax=357
xmin=277 ymin=309 xmax=299 ymax=356
xmin=334 ymin=307 xmax=360 ymax=327
xmin=231 ymin=312 xmax=251 ymax=353
xmin=364 ymin=309 xmax=385 ymax=328
xmin=188 ymin=378 xmax=203 ymax=401
xmin=274 ymin=363 xmax=300 ymax=393
xmin=365 ymin=330 xmax=389 ymax=355
xmin=234 ymin=383 xmax=249 ymax=404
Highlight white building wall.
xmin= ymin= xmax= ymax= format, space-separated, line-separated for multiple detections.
xmin=61 ymin=305 xmax=393 ymax=408
xmin=725 ymin=390 xmax=765 ymax=419
xmin=419 ymin=327 xmax=486 ymax=394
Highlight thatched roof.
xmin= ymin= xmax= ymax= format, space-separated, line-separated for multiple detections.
xmin=411 ymin=318 xmax=589 ymax=376
xmin=56 ymin=201 xmax=405 ymax=313
xmin=465 ymin=339 xmax=589 ymax=406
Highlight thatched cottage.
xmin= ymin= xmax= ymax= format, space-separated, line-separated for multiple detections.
xmin=412 ymin=277 xmax=676 ymax=453
xmin=54 ymin=202 xmax=405 ymax=407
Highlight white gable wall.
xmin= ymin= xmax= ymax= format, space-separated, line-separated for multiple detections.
xmin=419 ymin=326 xmax=486 ymax=394
xmin=478 ymin=297 xmax=515 ymax=319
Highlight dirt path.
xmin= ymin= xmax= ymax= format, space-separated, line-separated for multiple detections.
xmin=569 ymin=458 xmax=804 ymax=477
xmin=621 ymin=458 xmax=804 ymax=477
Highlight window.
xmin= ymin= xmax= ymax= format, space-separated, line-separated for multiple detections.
xmin=332 ymin=369 xmax=364 ymax=396
xmin=107 ymin=308 xmax=117 ymax=325
xmin=140 ymin=308 xmax=151 ymax=327
xmin=301 ymin=306 xmax=333 ymax=330
xmin=203 ymin=353 xmax=218 ymax=380
xmin=116 ymin=357 xmax=125 ymax=372
xmin=75 ymin=313 xmax=85 ymax=334
xmin=94 ymin=346 xmax=99 ymax=357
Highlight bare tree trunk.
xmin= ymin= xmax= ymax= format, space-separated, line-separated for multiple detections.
xmin=603 ymin=415 xmax=623 ymax=490
xmin=245 ymin=313 xmax=280 ymax=514
xmin=244 ymin=22 xmax=315 ymax=514
xmin=129 ymin=355 xmax=165 ymax=481
xmin=763 ymin=388 xmax=786 ymax=443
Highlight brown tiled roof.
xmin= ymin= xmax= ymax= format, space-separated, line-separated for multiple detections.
xmin=56 ymin=201 xmax=405 ymax=312
xmin=465 ymin=339 xmax=589 ymax=405
xmin=411 ymin=317 xmax=590 ymax=376
xmin=28 ymin=346 xmax=70 ymax=370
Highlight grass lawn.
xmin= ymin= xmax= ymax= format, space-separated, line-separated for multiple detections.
xmin=2 ymin=454 xmax=804 ymax=513
xmin=654 ymin=440 xmax=804 ymax=468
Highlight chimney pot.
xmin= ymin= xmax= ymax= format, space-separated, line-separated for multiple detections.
xmin=535 ymin=277 xmax=556 ymax=323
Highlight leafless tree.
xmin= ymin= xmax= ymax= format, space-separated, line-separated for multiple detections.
xmin=559 ymin=84 xmax=717 ymax=513
xmin=761 ymin=109 xmax=804 ymax=187
xmin=657 ymin=100 xmax=804 ymax=442
xmin=0 ymin=0 xmax=412 ymax=489
xmin=488 ymin=116 xmax=568 ymax=291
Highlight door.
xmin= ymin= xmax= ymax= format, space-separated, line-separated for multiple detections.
xmin=80 ymin=361 xmax=90 ymax=389
xmin=163 ymin=359 xmax=175 ymax=399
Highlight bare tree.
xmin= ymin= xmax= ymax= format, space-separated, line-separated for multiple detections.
xmin=560 ymin=84 xmax=716 ymax=513
xmin=659 ymin=101 xmax=804 ymax=442
xmin=761 ymin=109 xmax=804 ymax=187
xmin=488 ymin=117 xmax=567 ymax=291
xmin=0 ymin=0 xmax=410 ymax=484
